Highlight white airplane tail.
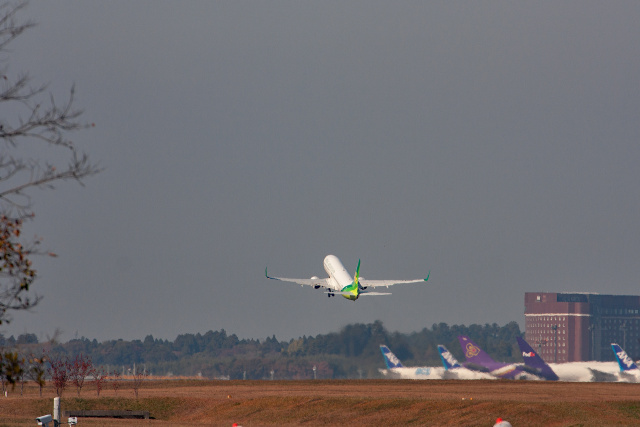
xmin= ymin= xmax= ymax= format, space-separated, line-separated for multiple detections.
xmin=612 ymin=343 xmax=639 ymax=372
xmin=380 ymin=345 xmax=404 ymax=369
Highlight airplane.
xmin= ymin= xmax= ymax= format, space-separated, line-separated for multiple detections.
xmin=379 ymin=344 xmax=494 ymax=380
xmin=265 ymin=254 xmax=429 ymax=301
xmin=379 ymin=345 xmax=443 ymax=379
xmin=612 ymin=343 xmax=639 ymax=373
xmin=437 ymin=344 xmax=462 ymax=370
xmin=516 ymin=337 xmax=559 ymax=381
xmin=458 ymin=335 xmax=540 ymax=380
xmin=380 ymin=345 xmax=405 ymax=369
xmin=384 ymin=342 xmax=624 ymax=382
xmin=437 ymin=344 xmax=503 ymax=380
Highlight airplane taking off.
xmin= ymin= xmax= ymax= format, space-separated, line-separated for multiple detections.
xmin=266 ymin=254 xmax=429 ymax=301
xmin=517 ymin=337 xmax=559 ymax=381
xmin=458 ymin=336 xmax=540 ymax=380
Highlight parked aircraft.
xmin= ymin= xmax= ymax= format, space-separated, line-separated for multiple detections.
xmin=547 ymin=361 xmax=618 ymax=382
xmin=379 ymin=344 xmax=493 ymax=380
xmin=266 ymin=254 xmax=429 ymax=301
xmin=379 ymin=345 xmax=442 ymax=379
xmin=383 ymin=341 xmax=624 ymax=382
xmin=517 ymin=337 xmax=559 ymax=381
xmin=610 ymin=343 xmax=640 ymax=382
xmin=458 ymin=335 xmax=539 ymax=380
xmin=437 ymin=345 xmax=462 ymax=370
xmin=612 ymin=343 xmax=638 ymax=372
xmin=436 ymin=344 xmax=494 ymax=379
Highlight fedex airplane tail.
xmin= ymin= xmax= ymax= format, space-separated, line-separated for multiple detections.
xmin=437 ymin=345 xmax=461 ymax=370
xmin=379 ymin=345 xmax=404 ymax=369
xmin=517 ymin=337 xmax=559 ymax=381
xmin=612 ymin=343 xmax=639 ymax=372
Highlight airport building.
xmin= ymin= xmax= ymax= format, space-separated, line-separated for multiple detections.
xmin=524 ymin=292 xmax=640 ymax=363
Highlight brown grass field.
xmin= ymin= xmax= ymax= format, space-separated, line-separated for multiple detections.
xmin=1 ymin=379 xmax=640 ymax=426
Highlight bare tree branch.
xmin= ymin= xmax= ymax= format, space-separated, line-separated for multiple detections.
xmin=0 ymin=1 xmax=101 ymax=326
xmin=0 ymin=2 xmax=34 ymax=52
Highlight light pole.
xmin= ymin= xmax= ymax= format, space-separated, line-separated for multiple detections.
xmin=536 ymin=338 xmax=547 ymax=359
xmin=620 ymin=321 xmax=627 ymax=350
xmin=551 ymin=324 xmax=558 ymax=363
xmin=588 ymin=324 xmax=594 ymax=360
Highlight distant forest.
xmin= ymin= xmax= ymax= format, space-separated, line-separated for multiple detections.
xmin=1 ymin=320 xmax=524 ymax=380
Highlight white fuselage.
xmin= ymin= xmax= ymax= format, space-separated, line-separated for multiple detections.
xmin=323 ymin=255 xmax=354 ymax=291
xmin=379 ymin=367 xmax=494 ymax=380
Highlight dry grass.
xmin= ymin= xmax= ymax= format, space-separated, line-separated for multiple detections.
xmin=1 ymin=379 xmax=640 ymax=426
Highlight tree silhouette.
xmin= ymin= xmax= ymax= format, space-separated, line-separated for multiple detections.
xmin=111 ymin=370 xmax=121 ymax=395
xmin=132 ymin=368 xmax=147 ymax=399
xmin=26 ymin=353 xmax=46 ymax=397
xmin=92 ymin=366 xmax=107 ymax=397
xmin=48 ymin=354 xmax=70 ymax=397
xmin=0 ymin=1 xmax=100 ymax=325
xmin=69 ymin=353 xmax=93 ymax=396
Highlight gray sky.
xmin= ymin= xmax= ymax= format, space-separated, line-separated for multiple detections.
xmin=4 ymin=1 xmax=640 ymax=342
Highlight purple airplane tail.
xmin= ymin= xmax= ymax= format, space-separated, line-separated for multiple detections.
xmin=517 ymin=337 xmax=559 ymax=381
xmin=458 ymin=335 xmax=496 ymax=365
xmin=457 ymin=335 xmax=531 ymax=380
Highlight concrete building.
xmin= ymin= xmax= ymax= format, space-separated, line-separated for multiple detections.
xmin=524 ymin=292 xmax=640 ymax=362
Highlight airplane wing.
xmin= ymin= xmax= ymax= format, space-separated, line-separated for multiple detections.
xmin=265 ymin=268 xmax=331 ymax=288
xmin=359 ymin=271 xmax=429 ymax=288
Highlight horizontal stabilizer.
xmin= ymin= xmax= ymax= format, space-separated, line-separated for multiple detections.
xmin=464 ymin=363 xmax=492 ymax=373
xmin=588 ymin=368 xmax=617 ymax=382
xmin=325 ymin=291 xmax=392 ymax=296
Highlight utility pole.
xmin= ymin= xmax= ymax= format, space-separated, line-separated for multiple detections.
xmin=536 ymin=338 xmax=547 ymax=361
xmin=552 ymin=324 xmax=558 ymax=363
xmin=588 ymin=324 xmax=594 ymax=361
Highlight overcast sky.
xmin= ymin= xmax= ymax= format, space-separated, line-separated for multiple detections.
xmin=3 ymin=1 xmax=640 ymax=343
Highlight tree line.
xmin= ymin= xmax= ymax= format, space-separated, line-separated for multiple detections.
xmin=0 ymin=350 xmax=141 ymax=398
xmin=1 ymin=320 xmax=524 ymax=381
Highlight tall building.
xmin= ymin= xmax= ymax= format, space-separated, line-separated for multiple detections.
xmin=524 ymin=292 xmax=640 ymax=362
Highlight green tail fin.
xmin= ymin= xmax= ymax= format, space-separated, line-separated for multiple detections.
xmin=354 ymin=259 xmax=361 ymax=285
